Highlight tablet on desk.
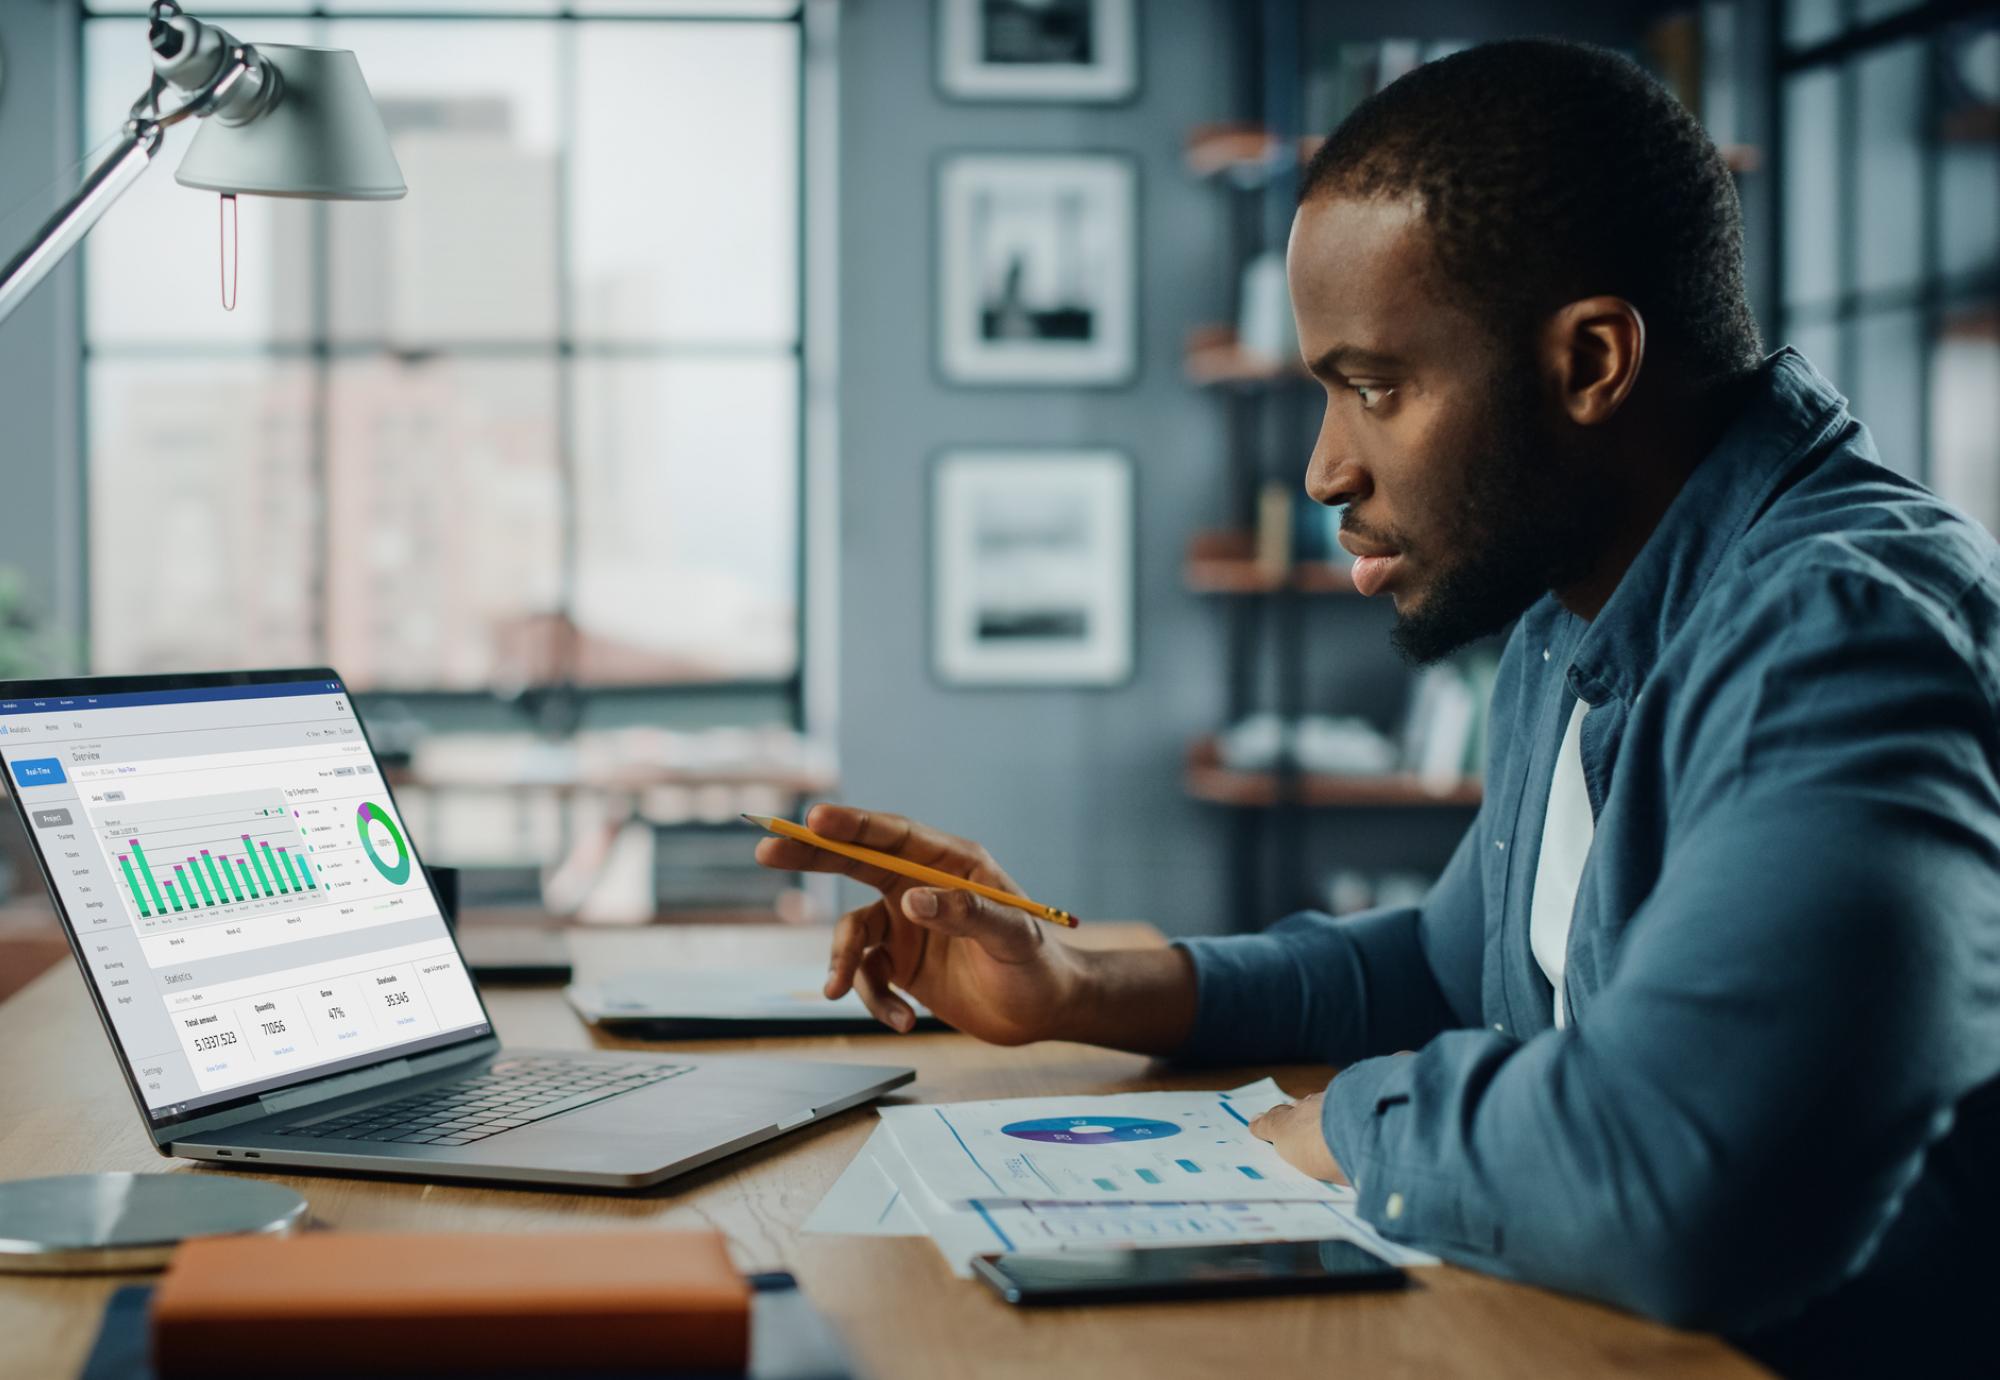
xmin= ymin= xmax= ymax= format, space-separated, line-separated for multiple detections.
xmin=567 ymin=966 xmax=944 ymax=1038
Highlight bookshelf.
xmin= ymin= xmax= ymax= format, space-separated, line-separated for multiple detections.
xmin=1180 ymin=6 xmax=1495 ymax=930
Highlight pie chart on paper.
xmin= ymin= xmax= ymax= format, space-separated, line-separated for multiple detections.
xmin=1000 ymin=1116 xmax=1184 ymax=1145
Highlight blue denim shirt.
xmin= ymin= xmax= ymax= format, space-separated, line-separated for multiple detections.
xmin=1177 ymin=350 xmax=2000 ymax=1369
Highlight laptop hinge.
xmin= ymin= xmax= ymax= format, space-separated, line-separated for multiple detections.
xmin=251 ymin=1035 xmax=499 ymax=1120
xmin=260 ymin=1058 xmax=415 ymax=1116
xmin=162 ymin=1036 xmax=499 ymax=1146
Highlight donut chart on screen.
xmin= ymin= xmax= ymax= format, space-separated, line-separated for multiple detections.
xmin=355 ymin=802 xmax=412 ymax=885
xmin=1001 ymin=1116 xmax=1184 ymax=1145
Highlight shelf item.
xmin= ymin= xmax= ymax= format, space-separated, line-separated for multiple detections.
xmin=1184 ymin=736 xmax=1481 ymax=809
xmin=1214 ymin=713 xmax=1400 ymax=776
xmin=1183 ymin=124 xmax=1320 ymax=183
xmin=1183 ymin=325 xmax=1308 ymax=386
xmin=1183 ymin=531 xmax=1356 ymax=595
xmin=1184 ymin=122 xmax=1280 ymax=177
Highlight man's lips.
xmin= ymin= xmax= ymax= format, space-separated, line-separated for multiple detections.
xmin=1337 ymin=530 xmax=1403 ymax=598
xmin=1349 ymin=553 xmax=1402 ymax=597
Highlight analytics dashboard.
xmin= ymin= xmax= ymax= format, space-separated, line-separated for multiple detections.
xmin=0 ymin=679 xmax=488 ymax=1122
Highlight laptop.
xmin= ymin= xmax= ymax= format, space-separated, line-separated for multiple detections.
xmin=0 ymin=668 xmax=913 ymax=1191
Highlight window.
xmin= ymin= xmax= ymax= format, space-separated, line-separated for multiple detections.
xmin=1774 ymin=2 xmax=2000 ymax=528
xmin=80 ymin=3 xmax=803 ymax=693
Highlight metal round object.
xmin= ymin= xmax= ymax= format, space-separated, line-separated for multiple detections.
xmin=0 ymin=1173 xmax=307 ymax=1274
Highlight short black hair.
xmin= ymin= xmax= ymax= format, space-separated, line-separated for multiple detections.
xmin=1300 ymin=38 xmax=1761 ymax=385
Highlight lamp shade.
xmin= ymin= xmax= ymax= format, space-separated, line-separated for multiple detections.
xmin=175 ymin=44 xmax=406 ymax=200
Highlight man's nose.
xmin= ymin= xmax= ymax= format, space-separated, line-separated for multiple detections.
xmin=1306 ymin=444 xmax=1366 ymax=508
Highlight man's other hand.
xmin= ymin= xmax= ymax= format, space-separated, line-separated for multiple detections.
xmin=1249 ymin=1092 xmax=1348 ymax=1185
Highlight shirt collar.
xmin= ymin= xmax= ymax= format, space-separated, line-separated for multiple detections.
xmin=1566 ymin=348 xmax=1851 ymax=706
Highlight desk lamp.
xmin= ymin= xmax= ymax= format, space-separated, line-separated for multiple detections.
xmin=0 ymin=0 xmax=405 ymax=327
xmin=0 ymin=1 xmax=402 ymax=1268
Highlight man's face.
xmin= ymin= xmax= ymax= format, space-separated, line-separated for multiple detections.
xmin=1287 ymin=194 xmax=1612 ymax=664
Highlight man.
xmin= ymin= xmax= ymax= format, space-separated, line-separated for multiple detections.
xmin=759 ymin=39 xmax=2000 ymax=1376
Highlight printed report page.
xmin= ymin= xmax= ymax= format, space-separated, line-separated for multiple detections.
xmin=1 ymin=681 xmax=487 ymax=1120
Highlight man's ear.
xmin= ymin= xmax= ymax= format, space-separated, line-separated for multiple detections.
xmin=1541 ymin=295 xmax=1644 ymax=427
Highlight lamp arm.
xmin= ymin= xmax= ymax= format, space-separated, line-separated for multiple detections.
xmin=0 ymin=127 xmax=162 ymax=330
xmin=0 ymin=19 xmax=271 ymax=330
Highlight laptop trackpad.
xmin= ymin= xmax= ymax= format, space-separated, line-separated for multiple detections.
xmin=502 ymin=1076 xmax=806 ymax=1154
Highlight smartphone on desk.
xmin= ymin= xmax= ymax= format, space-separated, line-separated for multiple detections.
xmin=973 ymin=1239 xmax=1408 ymax=1306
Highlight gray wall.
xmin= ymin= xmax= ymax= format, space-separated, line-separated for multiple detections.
xmin=835 ymin=0 xmax=1239 ymax=935
xmin=0 ymin=0 xmax=82 ymax=657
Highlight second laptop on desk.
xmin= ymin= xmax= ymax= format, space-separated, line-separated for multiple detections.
xmin=570 ymin=966 xmax=944 ymax=1038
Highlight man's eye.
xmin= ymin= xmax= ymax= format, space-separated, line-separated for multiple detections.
xmin=1353 ymin=383 xmax=1394 ymax=410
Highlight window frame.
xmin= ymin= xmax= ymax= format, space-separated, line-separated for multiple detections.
xmin=75 ymin=2 xmax=812 ymax=731
xmin=1770 ymin=0 xmax=2000 ymax=487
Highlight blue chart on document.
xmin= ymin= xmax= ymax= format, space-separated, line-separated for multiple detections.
xmin=806 ymin=1081 xmax=1440 ymax=1274
xmin=879 ymin=1087 xmax=1341 ymax=1204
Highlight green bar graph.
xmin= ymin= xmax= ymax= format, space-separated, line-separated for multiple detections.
xmin=164 ymin=881 xmax=183 ymax=913
xmin=129 ymin=841 xmax=166 ymax=915
xmin=187 ymin=858 xmax=215 ymax=906
xmin=245 ymin=836 xmax=274 ymax=894
xmin=237 ymin=859 xmax=259 ymax=898
xmin=118 ymin=855 xmax=153 ymax=918
xmin=277 ymin=849 xmax=302 ymax=891
xmin=171 ymin=867 xmax=199 ymax=909
xmin=260 ymin=842 xmax=290 ymax=893
xmin=206 ymin=853 xmax=240 ymax=902
xmin=293 ymin=850 xmax=316 ymax=889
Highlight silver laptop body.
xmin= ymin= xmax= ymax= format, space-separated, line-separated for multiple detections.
xmin=1 ymin=668 xmax=911 ymax=1191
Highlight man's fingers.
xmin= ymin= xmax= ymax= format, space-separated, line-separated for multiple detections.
xmin=756 ymin=836 xmax=905 ymax=893
xmin=900 ymin=887 xmax=1042 ymax=963
xmin=805 ymin=803 xmax=983 ymax=874
xmin=826 ymin=902 xmax=888 ymax=998
xmin=852 ymin=947 xmax=916 ymax=1033
xmin=1248 ymin=1104 xmax=1292 ymax=1143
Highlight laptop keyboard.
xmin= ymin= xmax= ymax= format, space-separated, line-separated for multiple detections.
xmin=274 ymin=1056 xmax=692 ymax=1147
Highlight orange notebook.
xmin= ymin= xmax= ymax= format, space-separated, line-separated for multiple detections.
xmin=150 ymin=1230 xmax=752 ymax=1377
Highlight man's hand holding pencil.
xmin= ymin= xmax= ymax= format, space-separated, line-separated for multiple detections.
xmin=750 ymin=803 xmax=1198 ymax=1053
xmin=752 ymin=803 xmax=1347 ymax=1184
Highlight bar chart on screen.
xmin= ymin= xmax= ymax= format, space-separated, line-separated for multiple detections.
xmin=100 ymin=789 xmax=319 ymax=926
xmin=88 ymin=773 xmax=436 ymax=968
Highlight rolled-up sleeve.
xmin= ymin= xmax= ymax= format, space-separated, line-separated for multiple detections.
xmin=1171 ymin=805 xmax=1487 ymax=1067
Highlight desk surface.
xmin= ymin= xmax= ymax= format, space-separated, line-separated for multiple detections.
xmin=0 ymin=924 xmax=1766 ymax=1380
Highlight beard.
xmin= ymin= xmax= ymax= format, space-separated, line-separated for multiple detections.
xmin=1387 ymin=363 xmax=1616 ymax=667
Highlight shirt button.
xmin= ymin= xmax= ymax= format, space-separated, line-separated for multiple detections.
xmin=1493 ymin=1024 xmax=1504 ymax=1033
xmin=1494 ymin=839 xmax=1506 ymax=850
xmin=1386 ymin=1193 xmax=1405 ymax=1220
xmin=1542 ymin=647 xmax=1551 ymax=662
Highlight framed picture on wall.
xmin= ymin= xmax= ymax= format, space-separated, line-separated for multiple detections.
xmin=936 ymin=153 xmax=1137 ymax=386
xmin=936 ymin=0 xmax=1138 ymax=103
xmin=932 ymin=448 xmax=1134 ymax=687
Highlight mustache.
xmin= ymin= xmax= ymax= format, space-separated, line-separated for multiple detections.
xmin=1338 ymin=510 xmax=1407 ymax=554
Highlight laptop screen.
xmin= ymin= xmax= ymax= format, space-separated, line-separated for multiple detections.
xmin=0 ymin=674 xmax=490 ymax=1125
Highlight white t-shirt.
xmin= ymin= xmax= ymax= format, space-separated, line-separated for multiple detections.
xmin=1529 ymin=697 xmax=1595 ymax=1028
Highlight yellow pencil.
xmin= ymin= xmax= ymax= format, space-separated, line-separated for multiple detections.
xmin=742 ymin=814 xmax=1079 ymax=929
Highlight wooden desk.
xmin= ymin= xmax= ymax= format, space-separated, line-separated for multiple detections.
xmin=0 ymin=925 xmax=1765 ymax=1380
